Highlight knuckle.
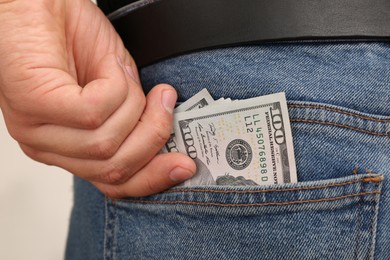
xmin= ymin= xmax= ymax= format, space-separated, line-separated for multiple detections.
xmin=20 ymin=146 xmax=38 ymax=159
xmin=20 ymin=145 xmax=46 ymax=164
xmin=142 ymin=112 xmax=172 ymax=149
xmin=144 ymin=175 xmax=159 ymax=195
xmin=100 ymin=164 xmax=130 ymax=185
xmin=139 ymin=95 xmax=146 ymax=109
xmin=87 ymin=137 xmax=119 ymax=160
xmin=151 ymin=127 xmax=171 ymax=148
xmin=6 ymin=126 xmax=23 ymax=143
xmin=154 ymin=121 xmax=172 ymax=145
xmin=3 ymin=112 xmax=37 ymax=143
xmin=132 ymin=89 xmax=146 ymax=109
xmin=80 ymin=110 xmax=105 ymax=129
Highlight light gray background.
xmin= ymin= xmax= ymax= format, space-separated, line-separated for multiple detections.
xmin=0 ymin=117 xmax=73 ymax=259
xmin=0 ymin=1 xmax=99 ymax=259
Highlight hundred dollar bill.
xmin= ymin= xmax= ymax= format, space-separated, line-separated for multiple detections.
xmin=173 ymin=92 xmax=297 ymax=186
xmin=174 ymin=88 xmax=214 ymax=113
xmin=163 ymin=89 xmax=215 ymax=153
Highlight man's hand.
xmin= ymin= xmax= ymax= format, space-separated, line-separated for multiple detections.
xmin=0 ymin=0 xmax=196 ymax=198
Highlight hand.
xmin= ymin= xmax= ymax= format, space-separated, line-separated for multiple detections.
xmin=0 ymin=0 xmax=196 ymax=198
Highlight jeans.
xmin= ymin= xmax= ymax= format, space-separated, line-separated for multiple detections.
xmin=66 ymin=42 xmax=390 ymax=259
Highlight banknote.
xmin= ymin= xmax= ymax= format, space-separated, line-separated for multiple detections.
xmin=174 ymin=88 xmax=214 ymax=113
xmin=173 ymin=92 xmax=297 ymax=186
xmin=163 ymin=89 xmax=214 ymax=153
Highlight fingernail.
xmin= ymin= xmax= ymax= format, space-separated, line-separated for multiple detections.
xmin=169 ymin=167 xmax=195 ymax=182
xmin=162 ymin=89 xmax=176 ymax=114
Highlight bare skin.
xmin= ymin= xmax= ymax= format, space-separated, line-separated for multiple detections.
xmin=0 ymin=0 xmax=196 ymax=198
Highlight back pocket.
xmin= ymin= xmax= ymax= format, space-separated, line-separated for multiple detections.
xmin=104 ymin=101 xmax=388 ymax=260
xmin=104 ymin=174 xmax=382 ymax=260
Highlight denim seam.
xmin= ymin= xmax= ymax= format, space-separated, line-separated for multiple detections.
xmin=367 ymin=191 xmax=375 ymax=260
xmin=165 ymin=177 xmax=382 ymax=194
xmin=354 ymin=182 xmax=364 ymax=260
xmin=290 ymin=119 xmax=390 ymax=136
xmin=288 ymin=104 xmax=390 ymax=122
xmin=113 ymin=203 xmax=119 ymax=260
xmin=103 ymin=198 xmax=109 ymax=260
xmin=121 ymin=191 xmax=380 ymax=207
xmin=367 ymin=181 xmax=383 ymax=260
xmin=103 ymin=198 xmax=116 ymax=260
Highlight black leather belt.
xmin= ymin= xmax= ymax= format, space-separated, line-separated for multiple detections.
xmin=109 ymin=0 xmax=390 ymax=67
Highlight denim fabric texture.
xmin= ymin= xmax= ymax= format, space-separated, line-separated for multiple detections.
xmin=66 ymin=172 xmax=106 ymax=260
xmin=66 ymin=42 xmax=390 ymax=259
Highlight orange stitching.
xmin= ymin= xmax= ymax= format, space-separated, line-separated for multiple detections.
xmin=121 ymin=191 xmax=380 ymax=207
xmin=290 ymin=119 xmax=390 ymax=136
xmin=167 ymin=177 xmax=381 ymax=194
xmin=288 ymin=104 xmax=390 ymax=123
xmin=353 ymin=166 xmax=359 ymax=175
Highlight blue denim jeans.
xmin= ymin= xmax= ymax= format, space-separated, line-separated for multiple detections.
xmin=66 ymin=42 xmax=390 ymax=259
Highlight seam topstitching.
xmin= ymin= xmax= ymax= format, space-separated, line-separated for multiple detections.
xmin=164 ymin=177 xmax=382 ymax=194
xmin=288 ymin=104 xmax=390 ymax=122
xmin=290 ymin=119 xmax=390 ymax=136
xmin=120 ymin=191 xmax=380 ymax=207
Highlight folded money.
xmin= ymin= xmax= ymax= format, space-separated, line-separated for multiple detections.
xmin=164 ymin=89 xmax=297 ymax=186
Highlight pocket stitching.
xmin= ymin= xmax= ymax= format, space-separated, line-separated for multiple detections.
xmin=291 ymin=119 xmax=390 ymax=136
xmin=120 ymin=190 xmax=380 ymax=207
xmin=166 ymin=176 xmax=382 ymax=194
xmin=289 ymin=104 xmax=390 ymax=122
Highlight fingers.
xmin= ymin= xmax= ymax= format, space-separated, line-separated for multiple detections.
xmin=20 ymin=53 xmax=138 ymax=129
xmin=19 ymin=83 xmax=198 ymax=198
xmin=120 ymin=49 xmax=141 ymax=86
xmin=20 ymin=85 xmax=182 ymax=184
xmin=0 ymin=0 xmax=197 ymax=199
xmin=20 ymin=143 xmax=197 ymax=198
xmin=5 ymin=52 xmax=146 ymax=159
xmin=93 ymin=153 xmax=196 ymax=198
xmin=17 ymin=83 xmax=173 ymax=161
xmin=14 ymin=78 xmax=144 ymax=160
